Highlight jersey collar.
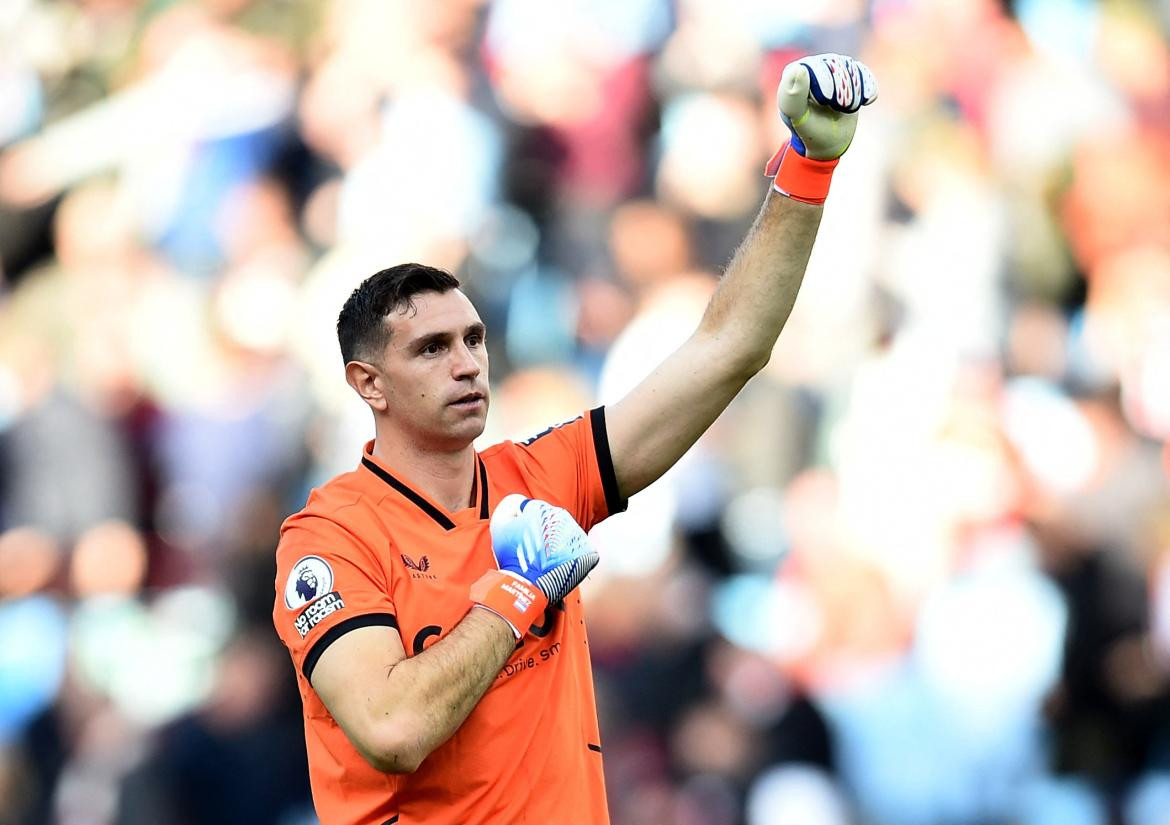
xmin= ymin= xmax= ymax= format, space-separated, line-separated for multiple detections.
xmin=359 ymin=442 xmax=490 ymax=530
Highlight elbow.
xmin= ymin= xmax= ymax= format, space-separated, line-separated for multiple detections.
xmin=360 ymin=719 xmax=431 ymax=774
xmin=738 ymin=348 xmax=771 ymax=379
xmin=366 ymin=749 xmax=424 ymax=775
xmin=724 ymin=345 xmax=770 ymax=383
xmin=369 ymin=755 xmax=424 ymax=775
xmin=695 ymin=327 xmax=772 ymax=382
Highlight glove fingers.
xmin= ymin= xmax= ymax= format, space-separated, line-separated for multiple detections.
xmin=800 ymin=54 xmax=879 ymax=114
xmin=535 ymin=551 xmax=599 ymax=603
xmin=805 ymin=58 xmax=837 ymax=108
xmin=858 ymin=61 xmax=879 ymax=106
xmin=490 ymin=495 xmax=597 ymax=603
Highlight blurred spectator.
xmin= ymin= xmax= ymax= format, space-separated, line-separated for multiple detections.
xmin=0 ymin=1 xmax=1169 ymax=823
xmin=116 ymin=630 xmax=312 ymax=825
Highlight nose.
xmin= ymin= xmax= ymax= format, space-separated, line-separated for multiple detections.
xmin=452 ymin=341 xmax=481 ymax=380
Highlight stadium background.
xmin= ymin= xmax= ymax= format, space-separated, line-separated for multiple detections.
xmin=2 ymin=0 xmax=1170 ymax=823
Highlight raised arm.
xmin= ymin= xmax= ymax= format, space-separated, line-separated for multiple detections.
xmin=606 ymin=53 xmax=878 ymax=498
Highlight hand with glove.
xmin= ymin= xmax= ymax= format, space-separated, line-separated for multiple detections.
xmin=765 ymin=53 xmax=878 ymax=205
xmin=470 ymin=494 xmax=599 ymax=639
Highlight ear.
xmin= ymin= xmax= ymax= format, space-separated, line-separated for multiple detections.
xmin=345 ymin=360 xmax=388 ymax=413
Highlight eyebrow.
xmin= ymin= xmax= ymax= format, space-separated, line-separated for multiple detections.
xmin=405 ymin=322 xmax=486 ymax=351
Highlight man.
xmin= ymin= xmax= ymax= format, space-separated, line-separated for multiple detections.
xmin=273 ymin=53 xmax=877 ymax=825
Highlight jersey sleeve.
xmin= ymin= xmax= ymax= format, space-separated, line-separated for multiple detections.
xmin=512 ymin=406 xmax=627 ymax=532
xmin=272 ymin=512 xmax=398 ymax=684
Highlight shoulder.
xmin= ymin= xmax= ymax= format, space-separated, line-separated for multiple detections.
xmin=278 ymin=468 xmax=387 ymax=558
xmin=480 ymin=411 xmax=595 ymax=461
xmin=478 ymin=412 xmax=594 ymax=505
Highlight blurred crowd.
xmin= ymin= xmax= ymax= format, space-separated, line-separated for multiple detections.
xmin=2 ymin=0 xmax=1170 ymax=823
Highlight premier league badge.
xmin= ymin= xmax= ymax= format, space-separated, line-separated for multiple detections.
xmin=284 ymin=555 xmax=334 ymax=610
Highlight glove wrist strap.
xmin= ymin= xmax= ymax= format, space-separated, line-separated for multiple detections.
xmin=765 ymin=142 xmax=839 ymax=205
xmin=470 ymin=570 xmax=549 ymax=639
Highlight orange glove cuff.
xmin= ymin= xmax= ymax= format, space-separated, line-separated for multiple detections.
xmin=765 ymin=142 xmax=839 ymax=205
xmin=470 ymin=570 xmax=549 ymax=639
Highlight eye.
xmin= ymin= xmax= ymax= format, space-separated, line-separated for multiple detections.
xmin=466 ymin=333 xmax=483 ymax=348
xmin=420 ymin=341 xmax=445 ymax=356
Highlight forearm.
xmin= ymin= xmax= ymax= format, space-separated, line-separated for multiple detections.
xmin=317 ymin=502 xmax=595 ymax=773
xmin=698 ymin=189 xmax=824 ymax=374
xmin=604 ymin=191 xmax=825 ymax=497
xmin=376 ymin=608 xmax=515 ymax=771
xmin=603 ymin=54 xmax=873 ymax=499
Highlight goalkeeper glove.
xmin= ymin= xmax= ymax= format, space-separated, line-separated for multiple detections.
xmin=470 ymin=495 xmax=599 ymax=638
xmin=765 ymin=53 xmax=878 ymax=205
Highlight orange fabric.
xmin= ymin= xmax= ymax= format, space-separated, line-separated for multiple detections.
xmin=765 ymin=142 xmax=839 ymax=205
xmin=273 ymin=408 xmax=624 ymax=825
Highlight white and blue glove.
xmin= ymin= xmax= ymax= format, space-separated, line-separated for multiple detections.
xmin=470 ymin=494 xmax=599 ymax=638
xmin=766 ymin=53 xmax=878 ymax=203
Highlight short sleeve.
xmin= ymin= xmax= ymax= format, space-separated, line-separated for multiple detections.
xmin=512 ymin=407 xmax=627 ymax=532
xmin=272 ymin=512 xmax=398 ymax=683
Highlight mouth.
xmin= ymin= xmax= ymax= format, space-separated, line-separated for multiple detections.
xmin=449 ymin=391 xmax=486 ymax=410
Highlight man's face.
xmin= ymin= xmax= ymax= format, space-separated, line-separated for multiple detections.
xmin=374 ymin=289 xmax=490 ymax=451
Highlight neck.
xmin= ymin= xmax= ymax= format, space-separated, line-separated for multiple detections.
xmin=370 ymin=424 xmax=477 ymax=513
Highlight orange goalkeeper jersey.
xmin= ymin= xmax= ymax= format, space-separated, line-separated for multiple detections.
xmin=273 ymin=408 xmax=625 ymax=825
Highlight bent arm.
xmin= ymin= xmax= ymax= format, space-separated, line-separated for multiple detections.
xmin=606 ymin=190 xmax=823 ymax=498
xmin=309 ymin=607 xmax=515 ymax=773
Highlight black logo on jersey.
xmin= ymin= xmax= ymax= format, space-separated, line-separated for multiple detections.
xmin=296 ymin=569 xmax=319 ymax=601
xmin=401 ymin=553 xmax=437 ymax=580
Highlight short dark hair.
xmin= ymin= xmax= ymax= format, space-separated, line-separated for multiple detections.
xmin=337 ymin=263 xmax=461 ymax=364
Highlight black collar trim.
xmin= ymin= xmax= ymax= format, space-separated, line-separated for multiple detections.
xmin=477 ymin=456 xmax=490 ymax=520
xmin=361 ymin=457 xmax=457 ymax=531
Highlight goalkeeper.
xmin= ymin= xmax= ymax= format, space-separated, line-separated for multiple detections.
xmin=273 ymin=53 xmax=877 ymax=825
